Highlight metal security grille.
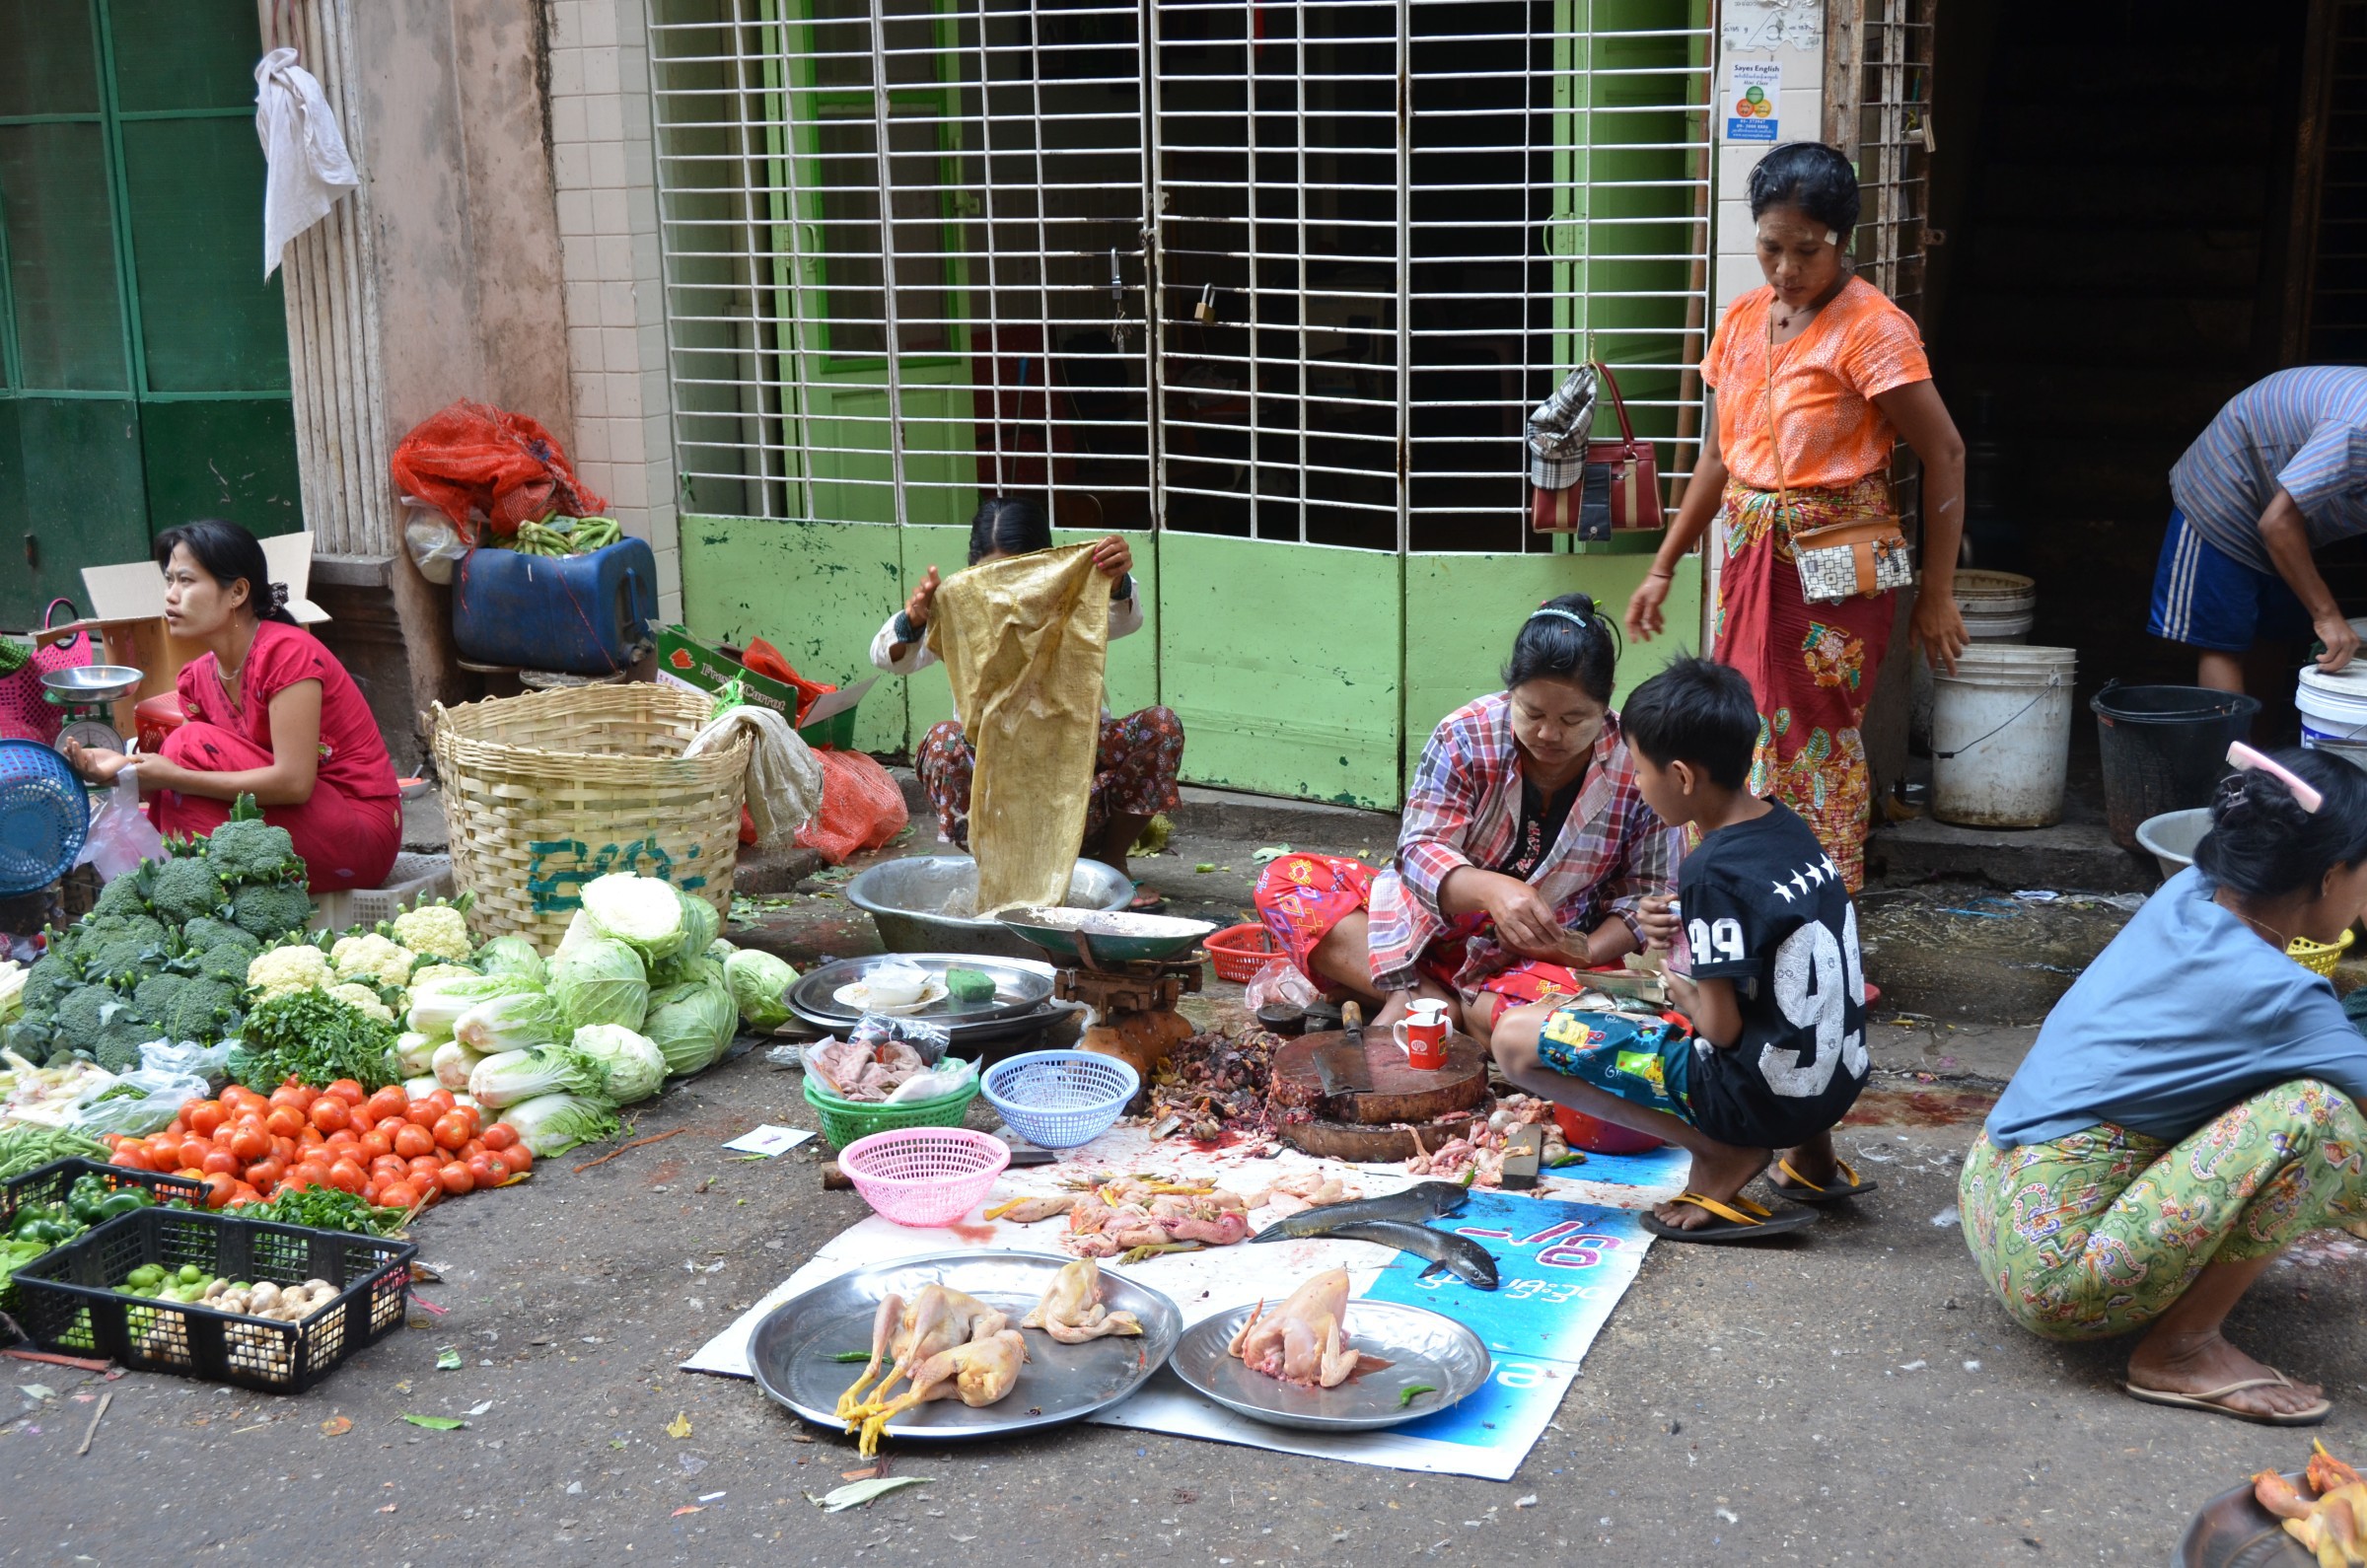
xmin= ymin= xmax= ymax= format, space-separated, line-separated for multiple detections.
xmin=648 ymin=0 xmax=1709 ymax=551
xmin=1851 ymin=0 xmax=1931 ymax=321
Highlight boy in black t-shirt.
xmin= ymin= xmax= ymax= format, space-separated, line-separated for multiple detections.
xmin=1488 ymin=658 xmax=1873 ymax=1242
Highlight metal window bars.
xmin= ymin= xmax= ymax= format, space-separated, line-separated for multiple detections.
xmin=647 ymin=0 xmax=1712 ymax=552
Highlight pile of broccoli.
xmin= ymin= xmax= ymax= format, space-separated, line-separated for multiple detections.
xmin=2 ymin=794 xmax=313 ymax=1070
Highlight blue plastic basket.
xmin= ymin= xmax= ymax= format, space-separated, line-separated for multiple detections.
xmin=981 ymin=1050 xmax=1139 ymax=1149
xmin=0 ymin=740 xmax=88 ymax=895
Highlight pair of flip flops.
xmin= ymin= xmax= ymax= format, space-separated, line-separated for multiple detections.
xmin=1638 ymin=1158 xmax=1878 ymax=1244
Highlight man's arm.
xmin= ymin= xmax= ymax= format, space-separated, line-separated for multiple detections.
xmin=2258 ymin=487 xmax=2359 ymax=673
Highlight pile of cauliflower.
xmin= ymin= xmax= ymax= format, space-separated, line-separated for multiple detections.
xmin=243 ymin=897 xmax=481 ymax=1026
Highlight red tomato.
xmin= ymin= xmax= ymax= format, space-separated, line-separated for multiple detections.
xmin=109 ymin=1146 xmax=150 ymax=1173
xmin=407 ymin=1153 xmax=444 ymax=1180
xmin=478 ymin=1152 xmax=513 ymax=1185
xmin=246 ymin=1158 xmax=284 ymax=1192
xmin=436 ymin=1162 xmax=473 ymax=1197
xmin=199 ymin=1148 xmax=240 ymax=1176
xmin=432 ymin=1113 xmax=470 ymax=1154
xmin=481 ymin=1123 xmax=518 ymax=1152
xmin=323 ymin=1079 xmax=366 ymax=1105
xmin=370 ymin=1154 xmax=409 ymax=1181
xmin=358 ymin=1129 xmax=394 ymax=1162
xmin=219 ymin=1086 xmax=262 ymax=1115
xmin=173 ymin=1136 xmax=207 ymax=1171
xmin=272 ymin=1135 xmax=298 ymax=1164
xmin=227 ymin=1186 xmax=262 ymax=1207
xmin=188 ymin=1102 xmax=228 ymax=1137
xmin=309 ymin=1098 xmax=351 ymax=1134
xmin=362 ymin=1086 xmax=404 ymax=1123
xmin=297 ymin=1127 xmax=325 ymax=1150
xmin=228 ymin=1126 xmax=269 ymax=1164
xmin=324 ymin=1131 xmax=360 ymax=1156
xmin=259 ymin=1105 xmax=301 ymax=1140
xmin=498 ymin=1143 xmax=531 ymax=1175
xmin=201 ymin=1173 xmax=236 ymax=1210
xmin=464 ymin=1154 xmax=498 ymax=1187
xmin=421 ymin=1087 xmax=454 ymax=1112
xmin=460 ymin=1138 xmax=486 ymax=1162
xmin=378 ymin=1181 xmax=419 ymax=1210
xmin=393 ymin=1124 xmax=435 ymax=1160
xmin=267 ymin=1084 xmax=308 ymax=1111
xmin=403 ymin=1100 xmax=441 ymax=1128
xmin=142 ymin=1136 xmax=181 ymax=1170
xmin=326 ymin=1158 xmax=367 ymax=1194
xmin=295 ymin=1159 xmax=333 ymax=1188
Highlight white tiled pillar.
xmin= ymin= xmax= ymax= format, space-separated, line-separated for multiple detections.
xmin=1711 ymin=19 xmax=1830 ymax=311
xmin=546 ymin=0 xmax=681 ymax=623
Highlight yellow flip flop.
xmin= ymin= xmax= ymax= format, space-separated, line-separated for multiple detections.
xmin=1640 ymin=1190 xmax=1820 ymax=1244
xmin=1769 ymin=1157 xmax=1878 ymax=1205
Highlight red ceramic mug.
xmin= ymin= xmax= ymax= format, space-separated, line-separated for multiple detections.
xmin=1392 ymin=1000 xmax=1450 ymax=1070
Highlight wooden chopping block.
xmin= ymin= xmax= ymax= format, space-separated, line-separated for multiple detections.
xmin=1082 ymin=1009 xmax=1194 ymax=1086
xmin=1271 ymin=1030 xmax=1490 ymax=1126
xmin=1282 ymin=1100 xmax=1498 ymax=1164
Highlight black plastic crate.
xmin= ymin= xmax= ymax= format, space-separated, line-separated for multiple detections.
xmin=12 ymin=1207 xmax=417 ymax=1392
xmin=0 ymin=1157 xmax=206 ymax=1233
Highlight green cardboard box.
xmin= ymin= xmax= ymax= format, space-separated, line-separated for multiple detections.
xmin=654 ymin=624 xmax=871 ymax=748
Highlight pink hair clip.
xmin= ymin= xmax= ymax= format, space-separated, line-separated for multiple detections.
xmin=2228 ymin=742 xmax=2323 ymax=815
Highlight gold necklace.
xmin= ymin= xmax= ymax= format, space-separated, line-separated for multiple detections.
xmin=2231 ymin=907 xmax=2291 ymax=949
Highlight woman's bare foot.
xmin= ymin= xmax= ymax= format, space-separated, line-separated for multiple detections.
xmin=2126 ymin=1328 xmax=2328 ymax=1419
xmin=1651 ymin=1141 xmax=1771 ymax=1231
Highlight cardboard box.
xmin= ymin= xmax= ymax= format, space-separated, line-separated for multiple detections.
xmin=653 ymin=624 xmax=872 ymax=748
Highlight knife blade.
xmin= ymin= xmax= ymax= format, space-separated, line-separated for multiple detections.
xmin=1316 ymin=1002 xmax=1375 ymax=1098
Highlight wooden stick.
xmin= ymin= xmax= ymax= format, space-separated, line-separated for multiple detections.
xmin=572 ymin=1127 xmax=684 ymax=1173
xmin=76 ymin=1390 xmax=111 ymax=1457
xmin=2 ymin=1348 xmax=112 ymax=1373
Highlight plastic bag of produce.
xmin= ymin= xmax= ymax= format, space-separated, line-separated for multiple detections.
xmin=66 ymin=1067 xmax=212 ymax=1137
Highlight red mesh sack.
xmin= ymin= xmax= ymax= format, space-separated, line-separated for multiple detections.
xmin=390 ymin=400 xmax=608 ymax=541
xmin=739 ymin=637 xmax=837 ymax=727
xmin=794 ymin=748 xmax=909 ymax=865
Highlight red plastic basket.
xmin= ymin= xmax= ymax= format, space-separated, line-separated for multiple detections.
xmin=837 ymin=1127 xmax=1010 ymax=1228
xmin=1203 ymin=923 xmax=1278 ymax=983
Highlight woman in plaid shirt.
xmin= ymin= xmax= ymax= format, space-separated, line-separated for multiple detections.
xmin=1253 ymin=594 xmax=1679 ymax=1032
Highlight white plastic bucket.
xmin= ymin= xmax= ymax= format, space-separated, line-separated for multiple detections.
xmin=1931 ymin=643 xmax=2077 ymax=827
xmin=2297 ymin=664 xmax=2367 ymax=772
xmin=1911 ymin=571 xmax=2039 ymax=750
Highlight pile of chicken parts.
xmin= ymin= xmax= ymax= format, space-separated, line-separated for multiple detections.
xmin=1406 ymin=1095 xmax=1572 ymax=1184
xmin=985 ymin=1170 xmax=1365 ymax=1257
xmin=806 ymin=1035 xmax=927 ymax=1102
xmin=2258 ymin=1443 xmax=2367 ymax=1566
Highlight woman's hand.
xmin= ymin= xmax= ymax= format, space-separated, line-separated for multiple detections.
xmin=1091 ymin=535 xmax=1132 ymax=580
xmin=1909 ymin=588 xmax=1970 ymax=677
xmin=903 ymin=565 xmax=941 ymax=631
xmin=1624 ymin=571 xmax=1674 ymax=644
xmin=1478 ymin=876 xmax=1574 ymax=960
xmin=61 ymin=741 xmax=134 ymax=785
xmin=1636 ymin=894 xmax=1682 ymax=952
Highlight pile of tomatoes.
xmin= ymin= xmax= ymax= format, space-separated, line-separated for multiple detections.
xmin=101 ymin=1078 xmax=533 ymax=1213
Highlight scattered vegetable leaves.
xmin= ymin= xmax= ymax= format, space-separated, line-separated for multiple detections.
xmin=665 ymin=1411 xmax=692 ymax=1439
xmin=401 ymin=1414 xmax=466 ymax=1430
xmin=809 ymin=1477 xmax=931 ymax=1512
xmin=320 ymin=1416 xmax=352 ymax=1436
xmin=435 ymin=1346 xmax=463 ymax=1371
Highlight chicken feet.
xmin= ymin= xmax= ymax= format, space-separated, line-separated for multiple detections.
xmin=835 ymin=1285 xmax=1010 ymax=1421
xmin=855 ymin=1328 xmax=1029 ymax=1457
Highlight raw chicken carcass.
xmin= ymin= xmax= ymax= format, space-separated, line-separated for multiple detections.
xmin=808 ymin=1036 xmax=927 ymax=1103
xmin=1227 ymin=1268 xmax=1392 ymax=1389
xmin=1021 ymin=1257 xmax=1143 ymax=1344
xmin=835 ymin=1285 xmax=1010 ymax=1420
xmin=1060 ymin=1176 xmax=1248 ymax=1257
xmin=855 ymin=1328 xmax=1029 ymax=1456
xmin=983 ymin=1193 xmax=1078 ymax=1225
xmin=1243 ymin=1172 xmax=1363 ymax=1217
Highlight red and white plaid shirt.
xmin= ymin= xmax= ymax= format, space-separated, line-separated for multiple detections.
xmin=1368 ymin=692 xmax=1679 ymax=993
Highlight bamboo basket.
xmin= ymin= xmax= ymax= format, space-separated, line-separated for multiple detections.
xmin=429 ymin=683 xmax=748 ymax=952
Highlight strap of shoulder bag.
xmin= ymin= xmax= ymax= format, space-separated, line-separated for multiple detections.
xmin=1592 ymin=360 xmax=1639 ymax=448
xmin=1761 ymin=307 xmax=1790 ymax=512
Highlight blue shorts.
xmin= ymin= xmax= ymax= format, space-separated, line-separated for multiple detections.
xmin=1535 ymin=1007 xmax=1694 ymax=1124
xmin=2149 ymin=507 xmax=2312 ymax=654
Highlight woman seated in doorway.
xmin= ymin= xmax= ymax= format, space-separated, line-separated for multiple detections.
xmin=869 ymin=496 xmax=1183 ymax=905
xmin=1960 ymin=746 xmax=2367 ymax=1426
xmin=1252 ymin=594 xmax=1678 ymax=1032
xmin=62 ymin=519 xmax=402 ymax=893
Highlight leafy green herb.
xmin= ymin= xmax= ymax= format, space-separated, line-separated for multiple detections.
xmin=1398 ymin=1385 xmax=1437 ymax=1407
xmin=241 ymin=1186 xmax=406 ymax=1236
xmin=227 ymin=986 xmax=399 ymax=1093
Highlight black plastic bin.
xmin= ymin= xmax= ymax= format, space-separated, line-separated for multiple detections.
xmin=2091 ymin=682 xmax=2260 ymax=850
xmin=12 ymin=1207 xmax=414 ymax=1391
xmin=0 ymin=1158 xmax=206 ymax=1343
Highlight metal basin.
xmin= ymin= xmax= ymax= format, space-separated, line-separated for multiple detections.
xmin=845 ymin=855 xmax=1131 ymax=960
xmin=2136 ymin=806 xmax=2212 ymax=883
xmin=40 ymin=665 xmax=143 ymax=704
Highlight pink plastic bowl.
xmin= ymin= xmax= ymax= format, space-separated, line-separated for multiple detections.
xmin=836 ymin=1127 xmax=1012 ymax=1228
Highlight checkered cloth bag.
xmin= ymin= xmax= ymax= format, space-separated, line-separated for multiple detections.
xmin=1526 ymin=367 xmax=1598 ymax=489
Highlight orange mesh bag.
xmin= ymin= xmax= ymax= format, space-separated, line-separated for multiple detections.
xmin=390 ymin=400 xmax=609 ymax=541
xmin=794 ymin=748 xmax=909 ymax=865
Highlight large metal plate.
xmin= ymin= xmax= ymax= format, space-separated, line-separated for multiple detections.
xmin=747 ymin=1250 xmax=1182 ymax=1441
xmin=1168 ymin=1298 xmax=1491 ymax=1432
xmin=997 ymin=906 xmax=1216 ymax=965
xmin=788 ymin=954 xmax=1055 ymax=1031
xmin=2178 ymin=1473 xmax=2312 ymax=1568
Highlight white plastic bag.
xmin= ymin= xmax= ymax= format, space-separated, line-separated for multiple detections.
xmin=140 ymin=1037 xmax=237 ymax=1089
xmin=66 ymin=1060 xmax=208 ymax=1138
xmin=76 ymin=769 xmax=165 ymax=882
xmin=1243 ymin=958 xmax=1319 ymax=1011
xmin=886 ymin=1055 xmax=975 ymax=1104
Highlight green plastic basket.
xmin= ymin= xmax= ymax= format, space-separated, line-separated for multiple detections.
xmin=803 ymin=1075 xmax=979 ymax=1149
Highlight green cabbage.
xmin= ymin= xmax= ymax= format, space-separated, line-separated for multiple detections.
xmin=466 ymin=1045 xmax=609 ymax=1109
xmin=581 ymin=873 xmax=686 ymax=961
xmin=724 ymin=949 xmax=798 ymax=1030
xmin=676 ymin=890 xmax=719 ymax=958
xmin=570 ymin=1024 xmax=666 ymax=1105
xmin=455 ymin=990 xmax=564 ymax=1053
xmin=502 ymin=1092 xmax=620 ymax=1157
xmin=642 ymin=977 xmax=737 ymax=1077
xmin=707 ymin=938 xmax=736 ymax=961
xmin=475 ymin=935 xmax=547 ymax=987
xmin=548 ymin=937 xmax=648 ymax=1033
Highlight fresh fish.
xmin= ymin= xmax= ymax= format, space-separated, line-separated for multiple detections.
xmin=1247 ymin=1180 xmax=1470 ymax=1242
xmin=1323 ymin=1219 xmax=1500 ymax=1290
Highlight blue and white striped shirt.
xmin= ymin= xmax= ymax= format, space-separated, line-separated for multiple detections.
xmin=2169 ymin=367 xmax=2367 ymax=575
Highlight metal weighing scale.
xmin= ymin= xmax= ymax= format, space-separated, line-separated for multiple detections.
xmin=39 ymin=665 xmax=144 ymax=756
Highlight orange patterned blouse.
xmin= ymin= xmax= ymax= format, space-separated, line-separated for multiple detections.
xmin=1701 ymin=276 xmax=1932 ymax=493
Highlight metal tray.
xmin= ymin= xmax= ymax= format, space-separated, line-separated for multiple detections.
xmin=788 ymin=954 xmax=1055 ymax=1032
xmin=747 ymin=1249 xmax=1182 ymax=1442
xmin=40 ymin=665 xmax=143 ymax=704
xmin=1168 ymin=1297 xmax=1491 ymax=1432
xmin=2178 ymin=1472 xmax=2311 ymax=1568
xmin=997 ymin=906 xmax=1216 ymax=965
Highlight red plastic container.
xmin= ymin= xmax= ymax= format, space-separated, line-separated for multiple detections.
xmin=1552 ymin=1103 xmax=1665 ymax=1155
xmin=1203 ymin=923 xmax=1278 ymax=983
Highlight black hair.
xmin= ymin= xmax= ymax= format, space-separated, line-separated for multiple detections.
xmin=1620 ymin=655 xmax=1760 ymax=790
xmin=2193 ymin=748 xmax=2367 ymax=899
xmin=152 ymin=519 xmax=296 ymax=624
xmin=967 ymin=495 xmax=1051 ymax=566
xmin=1747 ymin=142 xmax=1861 ymax=240
xmin=1501 ymin=593 xmax=1618 ymax=704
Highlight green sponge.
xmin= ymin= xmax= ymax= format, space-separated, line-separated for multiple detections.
xmin=942 ymin=966 xmax=997 ymax=1005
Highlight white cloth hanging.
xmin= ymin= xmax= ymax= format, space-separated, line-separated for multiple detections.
xmin=253 ymin=46 xmax=357 ymax=279
xmin=682 ymin=704 xmax=826 ymax=849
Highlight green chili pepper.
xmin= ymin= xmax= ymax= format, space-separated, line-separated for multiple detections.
xmin=96 ymin=1190 xmax=151 ymax=1221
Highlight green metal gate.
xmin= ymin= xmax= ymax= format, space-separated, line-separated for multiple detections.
xmin=0 ymin=0 xmax=300 ymax=628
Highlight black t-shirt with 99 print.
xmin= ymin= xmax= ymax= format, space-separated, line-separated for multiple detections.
xmin=1678 ymin=802 xmax=1870 ymax=1149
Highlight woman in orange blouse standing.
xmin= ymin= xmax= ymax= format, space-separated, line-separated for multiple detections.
xmin=1626 ymin=142 xmax=1969 ymax=890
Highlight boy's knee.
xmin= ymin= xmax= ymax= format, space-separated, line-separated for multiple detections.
xmin=1488 ymin=1003 xmax=1550 ymax=1075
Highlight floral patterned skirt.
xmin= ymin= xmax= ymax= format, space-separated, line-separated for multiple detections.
xmin=916 ymin=705 xmax=1184 ymax=850
xmin=1713 ymin=474 xmax=1898 ymax=891
xmin=1958 ymin=1080 xmax=2367 ymax=1341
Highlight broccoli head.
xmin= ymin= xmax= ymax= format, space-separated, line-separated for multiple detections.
xmin=207 ymin=812 xmax=302 ymax=888
xmin=147 ymin=857 xmax=229 ymax=925
xmin=179 ymin=916 xmax=259 ymax=957
xmin=133 ymin=971 xmax=188 ymax=1019
xmin=196 ymin=943 xmax=254 ymax=986
xmin=158 ymin=977 xmax=240 ymax=1044
xmin=93 ymin=1012 xmax=156 ymax=1073
xmin=93 ymin=871 xmax=151 ymax=920
xmin=231 ymin=882 xmax=315 ymax=941
xmin=79 ymin=915 xmax=170 ymax=983
xmin=51 ymin=984 xmax=127 ymax=1055
xmin=23 ymin=952 xmax=79 ymax=1016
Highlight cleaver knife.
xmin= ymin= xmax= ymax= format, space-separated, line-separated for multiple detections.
xmin=1315 ymin=1000 xmax=1376 ymax=1099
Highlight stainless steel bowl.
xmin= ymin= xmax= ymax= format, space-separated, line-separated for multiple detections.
xmin=40 ymin=665 xmax=144 ymax=704
xmin=845 ymin=855 xmax=1131 ymax=959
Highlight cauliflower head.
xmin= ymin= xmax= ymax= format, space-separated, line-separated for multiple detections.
xmin=246 ymin=943 xmax=333 ymax=997
xmin=407 ymin=962 xmax=477 ymax=990
xmin=331 ymin=932 xmax=416 ymax=989
xmin=391 ymin=904 xmax=472 ymax=963
xmin=327 ymin=982 xmax=396 ymax=1023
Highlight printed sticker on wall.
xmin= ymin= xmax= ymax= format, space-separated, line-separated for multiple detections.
xmin=1725 ymin=62 xmax=1781 ymax=143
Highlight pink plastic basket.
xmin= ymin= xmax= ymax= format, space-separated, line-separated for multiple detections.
xmin=836 ymin=1127 xmax=1011 ymax=1228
